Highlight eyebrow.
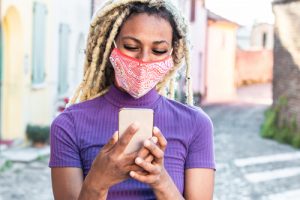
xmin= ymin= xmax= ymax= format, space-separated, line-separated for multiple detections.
xmin=121 ymin=36 xmax=170 ymax=45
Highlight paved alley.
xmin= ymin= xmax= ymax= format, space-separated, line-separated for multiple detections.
xmin=205 ymin=103 xmax=300 ymax=200
xmin=206 ymin=83 xmax=300 ymax=200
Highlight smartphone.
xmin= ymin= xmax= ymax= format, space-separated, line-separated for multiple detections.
xmin=118 ymin=108 xmax=154 ymax=154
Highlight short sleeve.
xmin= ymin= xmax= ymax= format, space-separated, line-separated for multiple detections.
xmin=185 ymin=111 xmax=215 ymax=170
xmin=49 ymin=109 xmax=82 ymax=168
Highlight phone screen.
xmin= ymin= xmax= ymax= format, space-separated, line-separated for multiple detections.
xmin=118 ymin=108 xmax=154 ymax=154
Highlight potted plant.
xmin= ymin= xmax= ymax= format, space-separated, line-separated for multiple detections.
xmin=26 ymin=125 xmax=50 ymax=148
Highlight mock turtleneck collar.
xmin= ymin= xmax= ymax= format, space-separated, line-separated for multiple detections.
xmin=104 ymin=84 xmax=162 ymax=109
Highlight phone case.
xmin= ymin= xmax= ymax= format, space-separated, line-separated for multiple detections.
xmin=118 ymin=108 xmax=154 ymax=154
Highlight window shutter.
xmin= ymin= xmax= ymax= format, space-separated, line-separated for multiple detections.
xmin=0 ymin=28 xmax=3 ymax=83
xmin=32 ymin=2 xmax=47 ymax=85
xmin=58 ymin=24 xmax=70 ymax=95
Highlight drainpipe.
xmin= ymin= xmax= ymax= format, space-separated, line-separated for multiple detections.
xmin=91 ymin=0 xmax=95 ymax=18
xmin=0 ymin=0 xmax=3 ymax=154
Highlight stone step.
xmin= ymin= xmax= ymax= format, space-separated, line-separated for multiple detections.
xmin=266 ymin=188 xmax=300 ymax=200
xmin=2 ymin=146 xmax=50 ymax=163
xmin=245 ymin=167 xmax=300 ymax=183
xmin=234 ymin=152 xmax=300 ymax=167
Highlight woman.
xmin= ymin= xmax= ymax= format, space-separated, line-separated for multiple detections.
xmin=49 ymin=0 xmax=215 ymax=199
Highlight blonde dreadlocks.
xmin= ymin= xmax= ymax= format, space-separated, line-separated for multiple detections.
xmin=70 ymin=0 xmax=194 ymax=105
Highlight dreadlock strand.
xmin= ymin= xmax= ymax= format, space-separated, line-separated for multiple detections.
xmin=89 ymin=9 xmax=126 ymax=97
xmin=169 ymin=78 xmax=175 ymax=99
xmin=70 ymin=66 xmax=91 ymax=103
xmin=184 ymin=44 xmax=193 ymax=105
xmin=92 ymin=9 xmax=130 ymax=89
xmin=83 ymin=12 xmax=119 ymax=100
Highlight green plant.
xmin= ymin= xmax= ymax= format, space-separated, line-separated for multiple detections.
xmin=292 ymin=134 xmax=300 ymax=148
xmin=260 ymin=96 xmax=300 ymax=149
xmin=261 ymin=108 xmax=278 ymax=138
xmin=0 ymin=160 xmax=13 ymax=173
xmin=26 ymin=124 xmax=50 ymax=145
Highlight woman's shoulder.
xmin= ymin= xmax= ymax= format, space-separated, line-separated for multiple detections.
xmin=67 ymin=96 xmax=105 ymax=112
xmin=162 ymin=97 xmax=212 ymax=125
xmin=52 ymin=96 xmax=106 ymax=124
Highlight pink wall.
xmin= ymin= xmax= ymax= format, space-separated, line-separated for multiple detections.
xmin=235 ymin=49 xmax=273 ymax=86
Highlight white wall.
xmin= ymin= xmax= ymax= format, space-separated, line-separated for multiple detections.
xmin=251 ymin=23 xmax=274 ymax=50
xmin=174 ymin=0 xmax=207 ymax=95
xmin=50 ymin=0 xmax=90 ymax=117
xmin=189 ymin=7 xmax=207 ymax=95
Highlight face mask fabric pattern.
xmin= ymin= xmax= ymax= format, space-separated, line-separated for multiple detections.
xmin=109 ymin=48 xmax=174 ymax=98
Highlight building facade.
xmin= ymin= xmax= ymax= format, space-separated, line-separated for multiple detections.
xmin=0 ymin=0 xmax=90 ymax=140
xmin=236 ymin=22 xmax=274 ymax=87
xmin=204 ymin=11 xmax=239 ymax=102
xmin=272 ymin=0 xmax=300 ymax=127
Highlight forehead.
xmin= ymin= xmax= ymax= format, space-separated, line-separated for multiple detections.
xmin=118 ymin=13 xmax=173 ymax=43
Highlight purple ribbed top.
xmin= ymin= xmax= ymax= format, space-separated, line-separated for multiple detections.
xmin=49 ymin=85 xmax=215 ymax=199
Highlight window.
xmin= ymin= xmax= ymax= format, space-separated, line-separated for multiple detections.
xmin=191 ymin=0 xmax=196 ymax=22
xmin=262 ymin=32 xmax=267 ymax=49
xmin=32 ymin=2 xmax=47 ymax=85
xmin=58 ymin=24 xmax=70 ymax=95
xmin=74 ymin=34 xmax=85 ymax=86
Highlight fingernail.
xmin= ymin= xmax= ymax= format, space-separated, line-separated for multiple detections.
xmin=113 ymin=131 xmax=118 ymax=140
xmin=153 ymin=127 xmax=159 ymax=133
xmin=151 ymin=136 xmax=158 ymax=144
xmin=144 ymin=140 xmax=151 ymax=147
xmin=135 ymin=157 xmax=143 ymax=164
xmin=130 ymin=171 xmax=135 ymax=177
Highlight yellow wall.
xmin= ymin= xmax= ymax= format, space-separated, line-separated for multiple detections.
xmin=1 ymin=0 xmax=53 ymax=140
xmin=2 ymin=6 xmax=24 ymax=139
xmin=205 ymin=21 xmax=238 ymax=102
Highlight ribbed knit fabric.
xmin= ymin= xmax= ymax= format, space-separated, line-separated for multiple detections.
xmin=49 ymin=84 xmax=215 ymax=199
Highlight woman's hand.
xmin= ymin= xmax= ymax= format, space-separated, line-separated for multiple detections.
xmin=79 ymin=123 xmax=142 ymax=199
xmin=129 ymin=127 xmax=168 ymax=189
xmin=130 ymin=127 xmax=184 ymax=200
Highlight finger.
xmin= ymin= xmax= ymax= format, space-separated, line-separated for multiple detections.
xmin=144 ymin=140 xmax=164 ymax=163
xmin=134 ymin=170 xmax=149 ymax=176
xmin=123 ymin=151 xmax=138 ymax=165
xmin=102 ymin=131 xmax=118 ymax=152
xmin=126 ymin=164 xmax=146 ymax=173
xmin=115 ymin=122 xmax=140 ymax=154
xmin=129 ymin=171 xmax=156 ymax=184
xmin=137 ymin=137 xmax=158 ymax=159
xmin=145 ymin=154 xmax=154 ymax=163
xmin=137 ymin=147 xmax=150 ymax=160
xmin=153 ymin=127 xmax=167 ymax=151
xmin=135 ymin=157 xmax=160 ymax=174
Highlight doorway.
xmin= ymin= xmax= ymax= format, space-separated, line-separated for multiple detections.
xmin=2 ymin=6 xmax=24 ymax=139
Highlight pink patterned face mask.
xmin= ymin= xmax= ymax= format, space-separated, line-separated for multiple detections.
xmin=109 ymin=47 xmax=174 ymax=98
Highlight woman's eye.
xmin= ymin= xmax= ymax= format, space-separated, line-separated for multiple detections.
xmin=124 ymin=45 xmax=139 ymax=51
xmin=153 ymin=50 xmax=168 ymax=55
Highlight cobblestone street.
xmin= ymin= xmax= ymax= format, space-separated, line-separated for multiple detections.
xmin=1 ymin=84 xmax=299 ymax=200
xmin=206 ymin=103 xmax=300 ymax=200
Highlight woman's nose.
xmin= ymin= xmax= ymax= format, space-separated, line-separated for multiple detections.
xmin=138 ymin=50 xmax=151 ymax=62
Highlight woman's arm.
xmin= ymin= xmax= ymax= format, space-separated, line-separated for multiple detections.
xmin=51 ymin=167 xmax=109 ymax=200
xmin=51 ymin=168 xmax=84 ymax=200
xmin=184 ymin=168 xmax=215 ymax=200
xmin=51 ymin=123 xmax=143 ymax=200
